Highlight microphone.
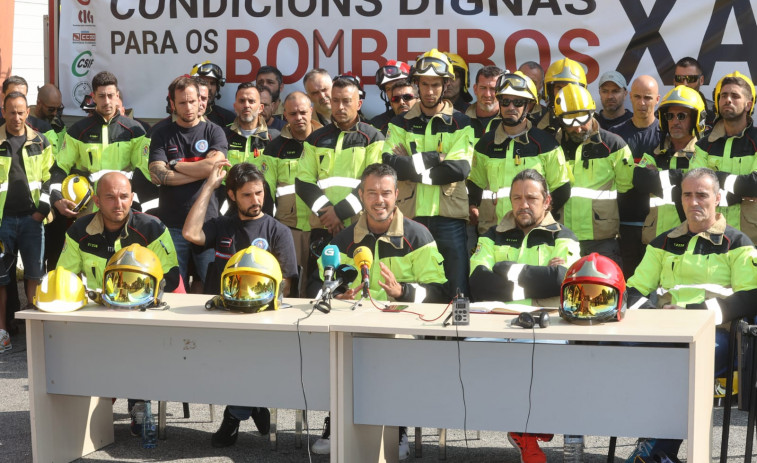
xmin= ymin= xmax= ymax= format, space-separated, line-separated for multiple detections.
xmin=321 ymin=244 xmax=340 ymax=283
xmin=314 ymin=264 xmax=357 ymax=314
xmin=353 ymin=246 xmax=373 ymax=298
xmin=334 ymin=264 xmax=358 ymax=295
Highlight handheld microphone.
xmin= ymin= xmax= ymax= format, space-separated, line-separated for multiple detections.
xmin=353 ymin=246 xmax=373 ymax=298
xmin=321 ymin=244 xmax=340 ymax=282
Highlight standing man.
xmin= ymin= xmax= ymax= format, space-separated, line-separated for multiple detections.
xmin=595 ymin=71 xmax=632 ymax=130
xmin=259 ymin=88 xmax=286 ymax=132
xmin=466 ymin=66 xmax=503 ymax=139
xmin=518 ymin=61 xmax=548 ymax=124
xmin=443 ymin=52 xmax=472 ymax=112
xmin=2 ymin=76 xmax=58 ymax=154
xmin=0 ymin=91 xmax=53 ymax=353
xmin=609 ymin=75 xmax=662 ymax=276
xmin=540 ymin=58 xmax=588 ymax=134
xmin=383 ymin=49 xmax=474 ymax=297
xmin=690 ymin=71 xmax=757 ymax=242
xmin=256 ymin=65 xmax=285 ymax=117
xmin=295 ymin=77 xmax=384 ymax=264
xmin=303 ymin=68 xmax=332 ymax=126
xmin=149 ymin=76 xmax=227 ymax=291
xmin=190 ymin=61 xmax=236 ymax=127
xmin=675 ymin=56 xmax=716 ymax=131
xmin=556 ymin=84 xmax=634 ymax=265
xmin=264 ymin=92 xmax=322 ymax=296
xmin=50 ymin=71 xmax=148 ymax=215
xmin=33 ymin=83 xmax=65 ymax=140
xmin=369 ymin=60 xmax=412 ymax=134
xmin=626 ymin=168 xmax=757 ymax=461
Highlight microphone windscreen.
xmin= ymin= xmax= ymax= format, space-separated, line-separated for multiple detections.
xmin=321 ymin=244 xmax=341 ymax=269
xmin=353 ymin=246 xmax=373 ymax=269
xmin=336 ymin=264 xmax=358 ymax=284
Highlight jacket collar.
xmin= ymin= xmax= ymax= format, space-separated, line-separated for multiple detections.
xmin=654 ymin=134 xmax=698 ymax=157
xmin=0 ymin=123 xmax=40 ymax=146
xmin=280 ymin=120 xmax=322 ymax=140
xmin=495 ymin=211 xmax=560 ymax=233
xmin=230 ymin=115 xmax=270 ymax=138
xmin=85 ymin=209 xmax=133 ymax=238
xmin=555 ymin=118 xmax=602 ymax=145
xmin=706 ymin=117 xmax=753 ymax=142
xmin=353 ymin=207 xmax=406 ymax=249
xmin=668 ymin=213 xmax=727 ymax=245
xmin=404 ymin=100 xmax=455 ymax=124
xmin=493 ymin=119 xmax=532 ymax=145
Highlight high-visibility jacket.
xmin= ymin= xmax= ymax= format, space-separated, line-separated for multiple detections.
xmin=224 ymin=117 xmax=279 ymax=193
xmin=691 ymin=120 xmax=757 ymax=242
xmin=627 ymin=214 xmax=757 ymax=323
xmin=469 ymin=121 xmax=572 ymax=234
xmin=264 ymin=122 xmax=322 ymax=231
xmin=635 ymin=136 xmax=696 ymax=244
xmin=49 ymin=113 xmax=147 ymax=209
xmin=559 ymin=121 xmax=634 ymax=241
xmin=469 ymin=212 xmax=580 ymax=304
xmin=0 ymin=124 xmax=54 ymax=224
xmin=382 ymin=101 xmax=474 ymax=220
xmin=295 ymin=121 xmax=384 ymax=228
xmin=464 ymin=104 xmax=501 ymax=233
xmin=310 ymin=208 xmax=449 ymax=302
xmin=57 ymin=210 xmax=179 ymax=292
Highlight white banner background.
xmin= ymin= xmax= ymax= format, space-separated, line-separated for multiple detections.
xmin=58 ymin=0 xmax=757 ymax=119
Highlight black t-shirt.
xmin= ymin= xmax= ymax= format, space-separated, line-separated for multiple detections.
xmin=149 ymin=120 xmax=227 ymax=228
xmin=202 ymin=213 xmax=298 ymax=279
xmin=4 ymin=133 xmax=35 ymax=216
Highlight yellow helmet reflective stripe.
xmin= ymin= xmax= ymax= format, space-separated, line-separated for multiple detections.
xmin=544 ymin=58 xmax=587 ymax=101
xmin=102 ymin=244 xmax=165 ymax=310
xmin=554 ymin=83 xmax=596 ymax=119
xmin=713 ymin=71 xmax=756 ymax=116
xmin=658 ymin=85 xmax=705 ymax=136
xmin=62 ymin=174 xmax=93 ymax=212
xmin=220 ymin=246 xmax=283 ymax=312
xmin=443 ymin=52 xmax=469 ymax=89
xmin=412 ymin=49 xmax=455 ymax=80
xmin=34 ymin=268 xmax=88 ymax=313
xmin=496 ymin=71 xmax=538 ymax=101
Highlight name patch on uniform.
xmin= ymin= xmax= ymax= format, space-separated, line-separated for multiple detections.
xmin=252 ymin=238 xmax=269 ymax=251
xmin=195 ymin=139 xmax=209 ymax=153
xmin=219 ymin=237 xmax=233 ymax=248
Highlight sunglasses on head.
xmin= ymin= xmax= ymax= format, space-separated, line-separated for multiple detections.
xmin=560 ymin=112 xmax=593 ymax=127
xmin=674 ymin=74 xmax=700 ymax=84
xmin=391 ymin=94 xmax=416 ymax=103
xmin=497 ymin=97 xmax=528 ymax=108
xmin=663 ymin=112 xmax=689 ymax=121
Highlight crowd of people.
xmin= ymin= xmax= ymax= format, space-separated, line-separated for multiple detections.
xmin=0 ymin=49 xmax=756 ymax=462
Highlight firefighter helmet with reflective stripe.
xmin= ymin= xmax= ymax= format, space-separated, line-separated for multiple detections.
xmin=553 ymin=83 xmax=596 ymax=126
xmin=62 ymin=174 xmax=93 ymax=213
xmin=713 ymin=71 xmax=756 ymax=117
xmin=544 ymin=58 xmax=587 ymax=103
xmin=658 ymin=85 xmax=705 ymax=136
xmin=34 ymin=268 xmax=88 ymax=313
xmin=211 ymin=246 xmax=283 ymax=313
xmin=411 ymin=49 xmax=455 ymax=80
xmin=560 ymin=253 xmax=627 ymax=325
xmin=102 ymin=244 xmax=165 ymax=310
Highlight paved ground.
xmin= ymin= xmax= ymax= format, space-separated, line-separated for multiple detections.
xmin=1 ymin=318 xmax=755 ymax=462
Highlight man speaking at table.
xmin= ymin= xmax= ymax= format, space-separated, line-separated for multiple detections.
xmin=468 ymin=168 xmax=580 ymax=461
xmin=625 ymin=167 xmax=757 ymax=461
xmin=306 ymin=163 xmax=449 ymax=458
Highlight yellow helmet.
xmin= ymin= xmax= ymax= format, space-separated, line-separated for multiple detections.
xmin=101 ymin=244 xmax=165 ymax=310
xmin=34 ymin=268 xmax=88 ymax=313
xmin=713 ymin=71 xmax=756 ymax=117
xmin=496 ymin=71 xmax=538 ymax=101
xmin=210 ymin=246 xmax=283 ymax=313
xmin=553 ymin=83 xmax=596 ymax=126
xmin=443 ymin=52 xmax=472 ymax=102
xmin=412 ymin=49 xmax=455 ymax=80
xmin=62 ymin=174 xmax=93 ymax=212
xmin=658 ymin=85 xmax=705 ymax=136
xmin=544 ymin=58 xmax=587 ymax=102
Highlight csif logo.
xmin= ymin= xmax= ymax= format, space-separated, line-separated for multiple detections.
xmin=71 ymin=50 xmax=94 ymax=77
xmin=78 ymin=10 xmax=93 ymax=24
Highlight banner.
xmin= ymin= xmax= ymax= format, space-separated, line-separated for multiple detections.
xmin=59 ymin=0 xmax=757 ymax=119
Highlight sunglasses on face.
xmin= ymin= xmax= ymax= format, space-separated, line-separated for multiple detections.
xmin=497 ymin=97 xmax=528 ymax=108
xmin=560 ymin=112 xmax=593 ymax=127
xmin=663 ymin=112 xmax=689 ymax=121
xmin=391 ymin=94 xmax=416 ymax=103
xmin=674 ymin=74 xmax=700 ymax=84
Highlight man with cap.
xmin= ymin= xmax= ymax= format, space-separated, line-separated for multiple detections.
xmin=596 ymin=71 xmax=633 ymax=130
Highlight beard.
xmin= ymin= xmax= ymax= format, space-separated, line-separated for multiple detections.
xmin=566 ymin=130 xmax=591 ymax=144
xmin=239 ymin=204 xmax=262 ymax=218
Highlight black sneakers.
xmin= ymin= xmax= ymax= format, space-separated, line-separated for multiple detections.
xmin=212 ymin=407 xmax=241 ymax=448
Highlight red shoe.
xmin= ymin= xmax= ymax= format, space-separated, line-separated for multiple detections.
xmin=507 ymin=432 xmax=546 ymax=463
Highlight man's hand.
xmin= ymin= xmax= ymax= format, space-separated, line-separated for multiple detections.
xmin=548 ymin=257 xmax=566 ymax=267
xmin=54 ymin=198 xmax=78 ymax=218
xmin=392 ymin=144 xmax=409 ymax=157
xmin=335 ymin=284 xmax=362 ymax=300
xmin=318 ymin=206 xmax=344 ymax=235
xmin=377 ymin=262 xmax=403 ymax=299
xmin=31 ymin=212 xmax=45 ymax=222
xmin=468 ymin=205 xmax=479 ymax=225
xmin=206 ymin=158 xmax=231 ymax=189
xmin=662 ymin=304 xmax=684 ymax=310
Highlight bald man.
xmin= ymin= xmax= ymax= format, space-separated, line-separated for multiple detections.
xmin=57 ymin=172 xmax=180 ymax=292
xmin=609 ymin=75 xmax=663 ymax=277
xmin=34 ymin=84 xmax=64 ymax=131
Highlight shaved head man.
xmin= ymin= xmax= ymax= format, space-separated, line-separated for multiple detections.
xmin=34 ymin=84 xmax=63 ymax=122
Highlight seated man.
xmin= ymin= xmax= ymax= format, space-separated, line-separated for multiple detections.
xmin=625 ymin=167 xmax=757 ymax=461
xmin=182 ymin=160 xmax=298 ymax=448
xmin=469 ymin=169 xmax=580 ymax=462
xmin=307 ymin=163 xmax=449 ymax=459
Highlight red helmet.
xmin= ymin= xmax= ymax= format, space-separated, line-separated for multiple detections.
xmin=375 ymin=60 xmax=411 ymax=90
xmin=560 ymin=253 xmax=626 ymax=325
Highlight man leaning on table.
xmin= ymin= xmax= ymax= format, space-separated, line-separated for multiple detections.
xmin=624 ymin=167 xmax=757 ymax=462
xmin=468 ymin=168 xmax=580 ymax=462
xmin=307 ymin=162 xmax=450 ymax=459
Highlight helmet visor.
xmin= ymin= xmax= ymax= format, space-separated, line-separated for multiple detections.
xmin=380 ymin=65 xmax=406 ymax=80
xmin=102 ymin=270 xmax=156 ymax=308
xmin=559 ymin=111 xmax=593 ymax=127
xmin=497 ymin=74 xmax=531 ymax=96
xmin=562 ymin=283 xmax=619 ymax=319
xmin=193 ymin=62 xmax=219 ymax=77
xmin=414 ymin=57 xmax=451 ymax=77
xmin=222 ymin=272 xmax=276 ymax=306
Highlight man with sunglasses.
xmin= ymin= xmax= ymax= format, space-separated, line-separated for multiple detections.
xmin=674 ymin=57 xmax=716 ymax=131
xmin=369 ymin=60 xmax=412 ymax=134
xmin=389 ymin=82 xmax=418 ymax=117
xmin=382 ymin=48 xmax=474 ymax=297
xmin=468 ymin=71 xmax=571 ymax=238
xmin=556 ymin=84 xmax=634 ymax=267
